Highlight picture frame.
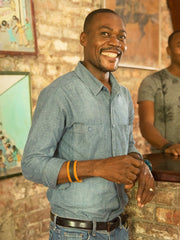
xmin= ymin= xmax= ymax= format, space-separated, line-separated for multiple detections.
xmin=0 ymin=72 xmax=32 ymax=179
xmin=102 ymin=0 xmax=160 ymax=70
xmin=0 ymin=0 xmax=37 ymax=55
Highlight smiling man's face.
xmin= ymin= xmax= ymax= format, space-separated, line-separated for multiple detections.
xmin=167 ymin=32 xmax=180 ymax=66
xmin=80 ymin=12 xmax=127 ymax=74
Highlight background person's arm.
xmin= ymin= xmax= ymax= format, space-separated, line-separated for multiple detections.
xmin=138 ymin=100 xmax=168 ymax=149
xmin=138 ymin=100 xmax=180 ymax=156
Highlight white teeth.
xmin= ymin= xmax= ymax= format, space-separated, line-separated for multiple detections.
xmin=101 ymin=52 xmax=118 ymax=57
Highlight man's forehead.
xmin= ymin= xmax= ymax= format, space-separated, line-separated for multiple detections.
xmin=171 ymin=32 xmax=180 ymax=45
xmin=99 ymin=25 xmax=126 ymax=34
xmin=90 ymin=13 xmax=125 ymax=29
xmin=173 ymin=32 xmax=180 ymax=40
xmin=92 ymin=12 xmax=122 ymax=21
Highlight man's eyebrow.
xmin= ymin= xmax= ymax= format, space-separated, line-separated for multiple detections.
xmin=99 ymin=25 xmax=126 ymax=34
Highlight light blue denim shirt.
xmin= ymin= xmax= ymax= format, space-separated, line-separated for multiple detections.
xmin=22 ymin=62 xmax=140 ymax=222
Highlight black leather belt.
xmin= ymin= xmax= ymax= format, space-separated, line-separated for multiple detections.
xmin=50 ymin=212 xmax=127 ymax=232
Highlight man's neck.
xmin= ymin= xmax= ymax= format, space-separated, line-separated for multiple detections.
xmin=167 ymin=64 xmax=180 ymax=77
xmin=96 ymin=72 xmax=112 ymax=93
xmin=82 ymin=61 xmax=112 ymax=92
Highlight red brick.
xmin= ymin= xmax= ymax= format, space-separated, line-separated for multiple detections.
xmin=42 ymin=219 xmax=50 ymax=233
xmin=28 ymin=208 xmax=50 ymax=224
xmin=25 ymin=223 xmax=41 ymax=239
xmin=14 ymin=215 xmax=27 ymax=230
xmin=37 ymin=233 xmax=49 ymax=240
xmin=152 ymin=190 xmax=176 ymax=206
xmin=156 ymin=208 xmax=180 ymax=226
xmin=133 ymin=221 xmax=178 ymax=239
xmin=125 ymin=202 xmax=155 ymax=221
xmin=25 ymin=196 xmax=41 ymax=212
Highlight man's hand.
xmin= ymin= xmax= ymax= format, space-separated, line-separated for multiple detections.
xmin=58 ymin=155 xmax=143 ymax=185
xmin=165 ymin=143 xmax=180 ymax=156
xmin=136 ymin=162 xmax=155 ymax=207
xmin=95 ymin=155 xmax=142 ymax=186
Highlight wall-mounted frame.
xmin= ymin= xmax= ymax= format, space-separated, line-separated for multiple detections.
xmin=0 ymin=72 xmax=32 ymax=179
xmin=102 ymin=0 xmax=160 ymax=70
xmin=0 ymin=0 xmax=37 ymax=55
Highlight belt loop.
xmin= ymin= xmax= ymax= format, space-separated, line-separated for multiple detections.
xmin=118 ymin=216 xmax=121 ymax=227
xmin=92 ymin=220 xmax=96 ymax=236
xmin=53 ymin=214 xmax=57 ymax=230
xmin=87 ymin=232 xmax=91 ymax=240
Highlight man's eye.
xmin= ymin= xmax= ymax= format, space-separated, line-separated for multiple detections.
xmin=101 ymin=32 xmax=110 ymax=37
xmin=118 ymin=35 xmax=126 ymax=40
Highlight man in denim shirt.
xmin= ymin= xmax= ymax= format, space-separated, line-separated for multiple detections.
xmin=22 ymin=9 xmax=155 ymax=240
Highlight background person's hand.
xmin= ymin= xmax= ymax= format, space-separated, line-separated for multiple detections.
xmin=165 ymin=143 xmax=180 ymax=156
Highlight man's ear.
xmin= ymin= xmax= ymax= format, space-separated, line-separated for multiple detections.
xmin=80 ymin=32 xmax=87 ymax=47
xmin=166 ymin=46 xmax=171 ymax=57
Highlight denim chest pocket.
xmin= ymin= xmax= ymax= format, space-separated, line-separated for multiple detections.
xmin=72 ymin=123 xmax=95 ymax=134
xmin=72 ymin=122 xmax=104 ymax=143
xmin=69 ymin=122 xmax=107 ymax=159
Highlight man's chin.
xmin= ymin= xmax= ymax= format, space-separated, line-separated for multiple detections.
xmin=105 ymin=65 xmax=119 ymax=72
xmin=103 ymin=60 xmax=120 ymax=72
xmin=100 ymin=63 xmax=119 ymax=72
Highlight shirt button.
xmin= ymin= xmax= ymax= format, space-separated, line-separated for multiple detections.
xmin=88 ymin=127 xmax=92 ymax=132
xmin=112 ymin=124 xmax=115 ymax=128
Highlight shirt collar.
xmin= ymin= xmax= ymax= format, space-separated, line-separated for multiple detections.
xmin=75 ymin=61 xmax=121 ymax=96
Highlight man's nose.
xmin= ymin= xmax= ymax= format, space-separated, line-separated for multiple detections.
xmin=109 ymin=36 xmax=127 ymax=51
xmin=109 ymin=35 xmax=120 ymax=46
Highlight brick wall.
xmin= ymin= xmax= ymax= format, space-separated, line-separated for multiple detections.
xmin=126 ymin=182 xmax=180 ymax=240
xmin=0 ymin=0 xmax=177 ymax=240
xmin=0 ymin=176 xmax=50 ymax=239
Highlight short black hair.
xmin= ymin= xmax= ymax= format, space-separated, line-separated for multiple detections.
xmin=168 ymin=30 xmax=180 ymax=46
xmin=83 ymin=8 xmax=119 ymax=33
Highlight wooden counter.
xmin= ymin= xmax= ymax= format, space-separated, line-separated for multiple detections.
xmin=143 ymin=153 xmax=180 ymax=183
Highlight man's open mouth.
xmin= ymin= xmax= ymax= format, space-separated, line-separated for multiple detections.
xmin=101 ymin=52 xmax=118 ymax=58
xmin=101 ymin=49 xmax=122 ymax=59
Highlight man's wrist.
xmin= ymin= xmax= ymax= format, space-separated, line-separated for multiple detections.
xmin=128 ymin=152 xmax=143 ymax=160
xmin=128 ymin=152 xmax=152 ymax=171
xmin=144 ymin=159 xmax=152 ymax=171
xmin=161 ymin=142 xmax=173 ymax=153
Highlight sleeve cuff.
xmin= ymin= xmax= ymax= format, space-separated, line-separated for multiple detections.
xmin=42 ymin=158 xmax=66 ymax=188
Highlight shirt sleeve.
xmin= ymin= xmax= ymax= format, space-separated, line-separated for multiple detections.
xmin=137 ymin=75 xmax=156 ymax=103
xmin=126 ymin=90 xmax=142 ymax=157
xmin=21 ymin=86 xmax=67 ymax=189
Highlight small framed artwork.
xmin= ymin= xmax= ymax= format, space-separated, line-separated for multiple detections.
xmin=103 ymin=0 xmax=160 ymax=70
xmin=0 ymin=72 xmax=32 ymax=179
xmin=0 ymin=0 xmax=37 ymax=55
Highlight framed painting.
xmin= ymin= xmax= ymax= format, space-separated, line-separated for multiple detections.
xmin=0 ymin=0 xmax=37 ymax=55
xmin=103 ymin=0 xmax=160 ymax=69
xmin=0 ymin=72 xmax=32 ymax=179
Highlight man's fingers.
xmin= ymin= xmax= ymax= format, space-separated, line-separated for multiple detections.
xmin=142 ymin=188 xmax=155 ymax=205
xmin=128 ymin=172 xmax=138 ymax=182
xmin=137 ymin=163 xmax=155 ymax=207
xmin=131 ymin=158 xmax=143 ymax=168
xmin=137 ymin=181 xmax=145 ymax=206
xmin=124 ymin=183 xmax=134 ymax=189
